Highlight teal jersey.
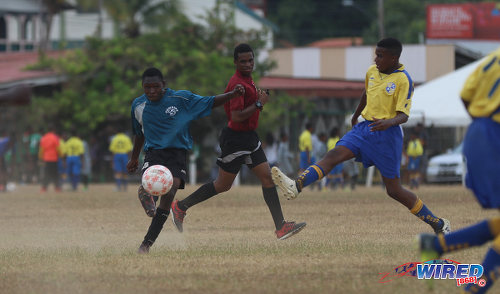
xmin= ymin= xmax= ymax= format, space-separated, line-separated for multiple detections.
xmin=131 ymin=88 xmax=215 ymax=150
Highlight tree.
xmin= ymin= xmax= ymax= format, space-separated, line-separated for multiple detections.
xmin=267 ymin=0 xmax=483 ymax=46
xmin=28 ymin=4 xmax=307 ymax=136
xmin=267 ymin=0 xmax=373 ymax=46
xmin=76 ymin=0 xmax=184 ymax=38
xmin=39 ymin=0 xmax=70 ymax=56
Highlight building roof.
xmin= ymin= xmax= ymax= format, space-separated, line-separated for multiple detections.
xmin=308 ymin=37 xmax=363 ymax=48
xmin=235 ymin=1 xmax=279 ymax=32
xmin=0 ymin=0 xmax=46 ymax=14
xmin=0 ymin=51 xmax=65 ymax=89
xmin=258 ymin=76 xmax=364 ymax=98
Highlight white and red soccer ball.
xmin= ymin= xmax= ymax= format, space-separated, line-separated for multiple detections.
xmin=141 ymin=165 xmax=173 ymax=196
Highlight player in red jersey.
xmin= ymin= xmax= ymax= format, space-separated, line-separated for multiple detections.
xmin=171 ymin=43 xmax=306 ymax=240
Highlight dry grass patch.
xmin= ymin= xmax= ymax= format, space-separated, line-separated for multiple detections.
xmin=0 ymin=184 xmax=498 ymax=293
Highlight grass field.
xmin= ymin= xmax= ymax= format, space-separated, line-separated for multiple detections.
xmin=0 ymin=183 xmax=498 ymax=294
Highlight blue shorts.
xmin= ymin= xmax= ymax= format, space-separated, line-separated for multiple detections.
xmin=66 ymin=156 xmax=81 ymax=176
xmin=337 ymin=120 xmax=403 ymax=179
xmin=463 ymin=118 xmax=500 ymax=209
xmin=299 ymin=151 xmax=311 ymax=169
xmin=329 ymin=163 xmax=343 ymax=175
xmin=113 ymin=153 xmax=129 ymax=173
xmin=408 ymin=156 xmax=422 ymax=171
xmin=58 ymin=158 xmax=65 ymax=174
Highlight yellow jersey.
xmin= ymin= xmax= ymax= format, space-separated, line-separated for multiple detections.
xmin=65 ymin=137 xmax=84 ymax=156
xmin=299 ymin=130 xmax=312 ymax=152
xmin=58 ymin=139 xmax=66 ymax=157
xmin=461 ymin=48 xmax=500 ymax=123
xmin=406 ymin=139 xmax=423 ymax=157
xmin=362 ymin=64 xmax=414 ymax=121
xmin=327 ymin=136 xmax=339 ymax=151
xmin=109 ymin=133 xmax=133 ymax=154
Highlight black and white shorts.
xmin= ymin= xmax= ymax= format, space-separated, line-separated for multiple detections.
xmin=216 ymin=127 xmax=268 ymax=174
xmin=141 ymin=148 xmax=187 ymax=189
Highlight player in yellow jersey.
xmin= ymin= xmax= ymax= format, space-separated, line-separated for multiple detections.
xmin=418 ymin=48 xmax=500 ymax=294
xmin=298 ymin=123 xmax=314 ymax=174
xmin=109 ymin=131 xmax=133 ymax=192
xmin=57 ymin=133 xmax=67 ymax=189
xmin=272 ymin=38 xmax=450 ymax=235
xmin=406 ymin=132 xmax=424 ymax=189
xmin=64 ymin=132 xmax=84 ymax=191
xmin=325 ymin=128 xmax=343 ymax=190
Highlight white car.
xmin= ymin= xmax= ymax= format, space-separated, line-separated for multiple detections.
xmin=426 ymin=143 xmax=465 ymax=183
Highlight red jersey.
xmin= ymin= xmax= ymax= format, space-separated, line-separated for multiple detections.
xmin=224 ymin=70 xmax=260 ymax=131
xmin=39 ymin=132 xmax=60 ymax=162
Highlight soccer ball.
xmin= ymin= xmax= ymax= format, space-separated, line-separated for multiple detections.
xmin=141 ymin=165 xmax=173 ymax=196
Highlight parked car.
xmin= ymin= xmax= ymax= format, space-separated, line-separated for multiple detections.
xmin=426 ymin=143 xmax=465 ymax=183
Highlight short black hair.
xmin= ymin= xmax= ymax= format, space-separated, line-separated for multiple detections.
xmin=330 ymin=127 xmax=339 ymax=137
xmin=142 ymin=67 xmax=164 ymax=82
xmin=234 ymin=43 xmax=254 ymax=60
xmin=377 ymin=37 xmax=402 ymax=57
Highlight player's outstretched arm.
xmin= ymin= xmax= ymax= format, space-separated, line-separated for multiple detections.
xmin=127 ymin=135 xmax=145 ymax=173
xmin=212 ymin=84 xmax=245 ymax=108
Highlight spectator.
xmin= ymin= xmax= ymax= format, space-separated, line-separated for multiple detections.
xmin=82 ymin=138 xmax=92 ymax=191
xmin=277 ymin=133 xmax=294 ymax=177
xmin=407 ymin=131 xmax=424 ymax=189
xmin=109 ymin=131 xmax=133 ymax=192
xmin=28 ymin=127 xmax=42 ymax=183
xmin=65 ymin=131 xmax=85 ymax=191
xmin=263 ymin=132 xmax=278 ymax=168
xmin=298 ymin=123 xmax=314 ymax=174
xmin=0 ymin=134 xmax=10 ymax=192
xmin=39 ymin=126 xmax=61 ymax=192
xmin=312 ymin=132 xmax=327 ymax=190
xmin=326 ymin=128 xmax=344 ymax=190
xmin=342 ymin=158 xmax=359 ymax=191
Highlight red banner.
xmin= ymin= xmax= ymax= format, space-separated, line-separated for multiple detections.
xmin=427 ymin=3 xmax=500 ymax=40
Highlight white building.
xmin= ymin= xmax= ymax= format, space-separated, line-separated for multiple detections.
xmin=0 ymin=0 xmax=276 ymax=53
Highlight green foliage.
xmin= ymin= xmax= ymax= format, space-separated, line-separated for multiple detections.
xmin=257 ymin=92 xmax=314 ymax=138
xmin=268 ymin=0 xmax=492 ymax=46
xmin=31 ymin=5 xmax=275 ymax=141
xmin=267 ymin=0 xmax=373 ymax=46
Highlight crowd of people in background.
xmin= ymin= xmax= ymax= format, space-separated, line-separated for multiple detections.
xmin=0 ymin=120 xmax=429 ymax=193
xmin=0 ymin=125 xmax=134 ymax=193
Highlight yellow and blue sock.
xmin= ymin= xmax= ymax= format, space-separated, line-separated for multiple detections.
xmin=410 ymin=198 xmax=444 ymax=231
xmin=463 ymin=235 xmax=500 ymax=294
xmin=433 ymin=218 xmax=500 ymax=254
xmin=296 ymin=164 xmax=325 ymax=191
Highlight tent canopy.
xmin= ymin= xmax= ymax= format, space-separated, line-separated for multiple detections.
xmin=407 ymin=58 xmax=484 ymax=127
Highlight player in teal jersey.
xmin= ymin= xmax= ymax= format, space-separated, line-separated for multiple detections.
xmin=127 ymin=67 xmax=244 ymax=254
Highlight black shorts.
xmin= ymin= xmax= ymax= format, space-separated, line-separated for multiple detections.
xmin=216 ymin=127 xmax=268 ymax=174
xmin=142 ymin=148 xmax=187 ymax=189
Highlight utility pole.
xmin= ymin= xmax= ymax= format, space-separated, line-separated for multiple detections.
xmin=378 ymin=0 xmax=385 ymax=39
xmin=96 ymin=0 xmax=103 ymax=38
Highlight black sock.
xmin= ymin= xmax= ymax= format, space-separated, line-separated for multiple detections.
xmin=142 ymin=207 xmax=169 ymax=246
xmin=262 ymin=186 xmax=285 ymax=230
xmin=178 ymin=182 xmax=217 ymax=211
